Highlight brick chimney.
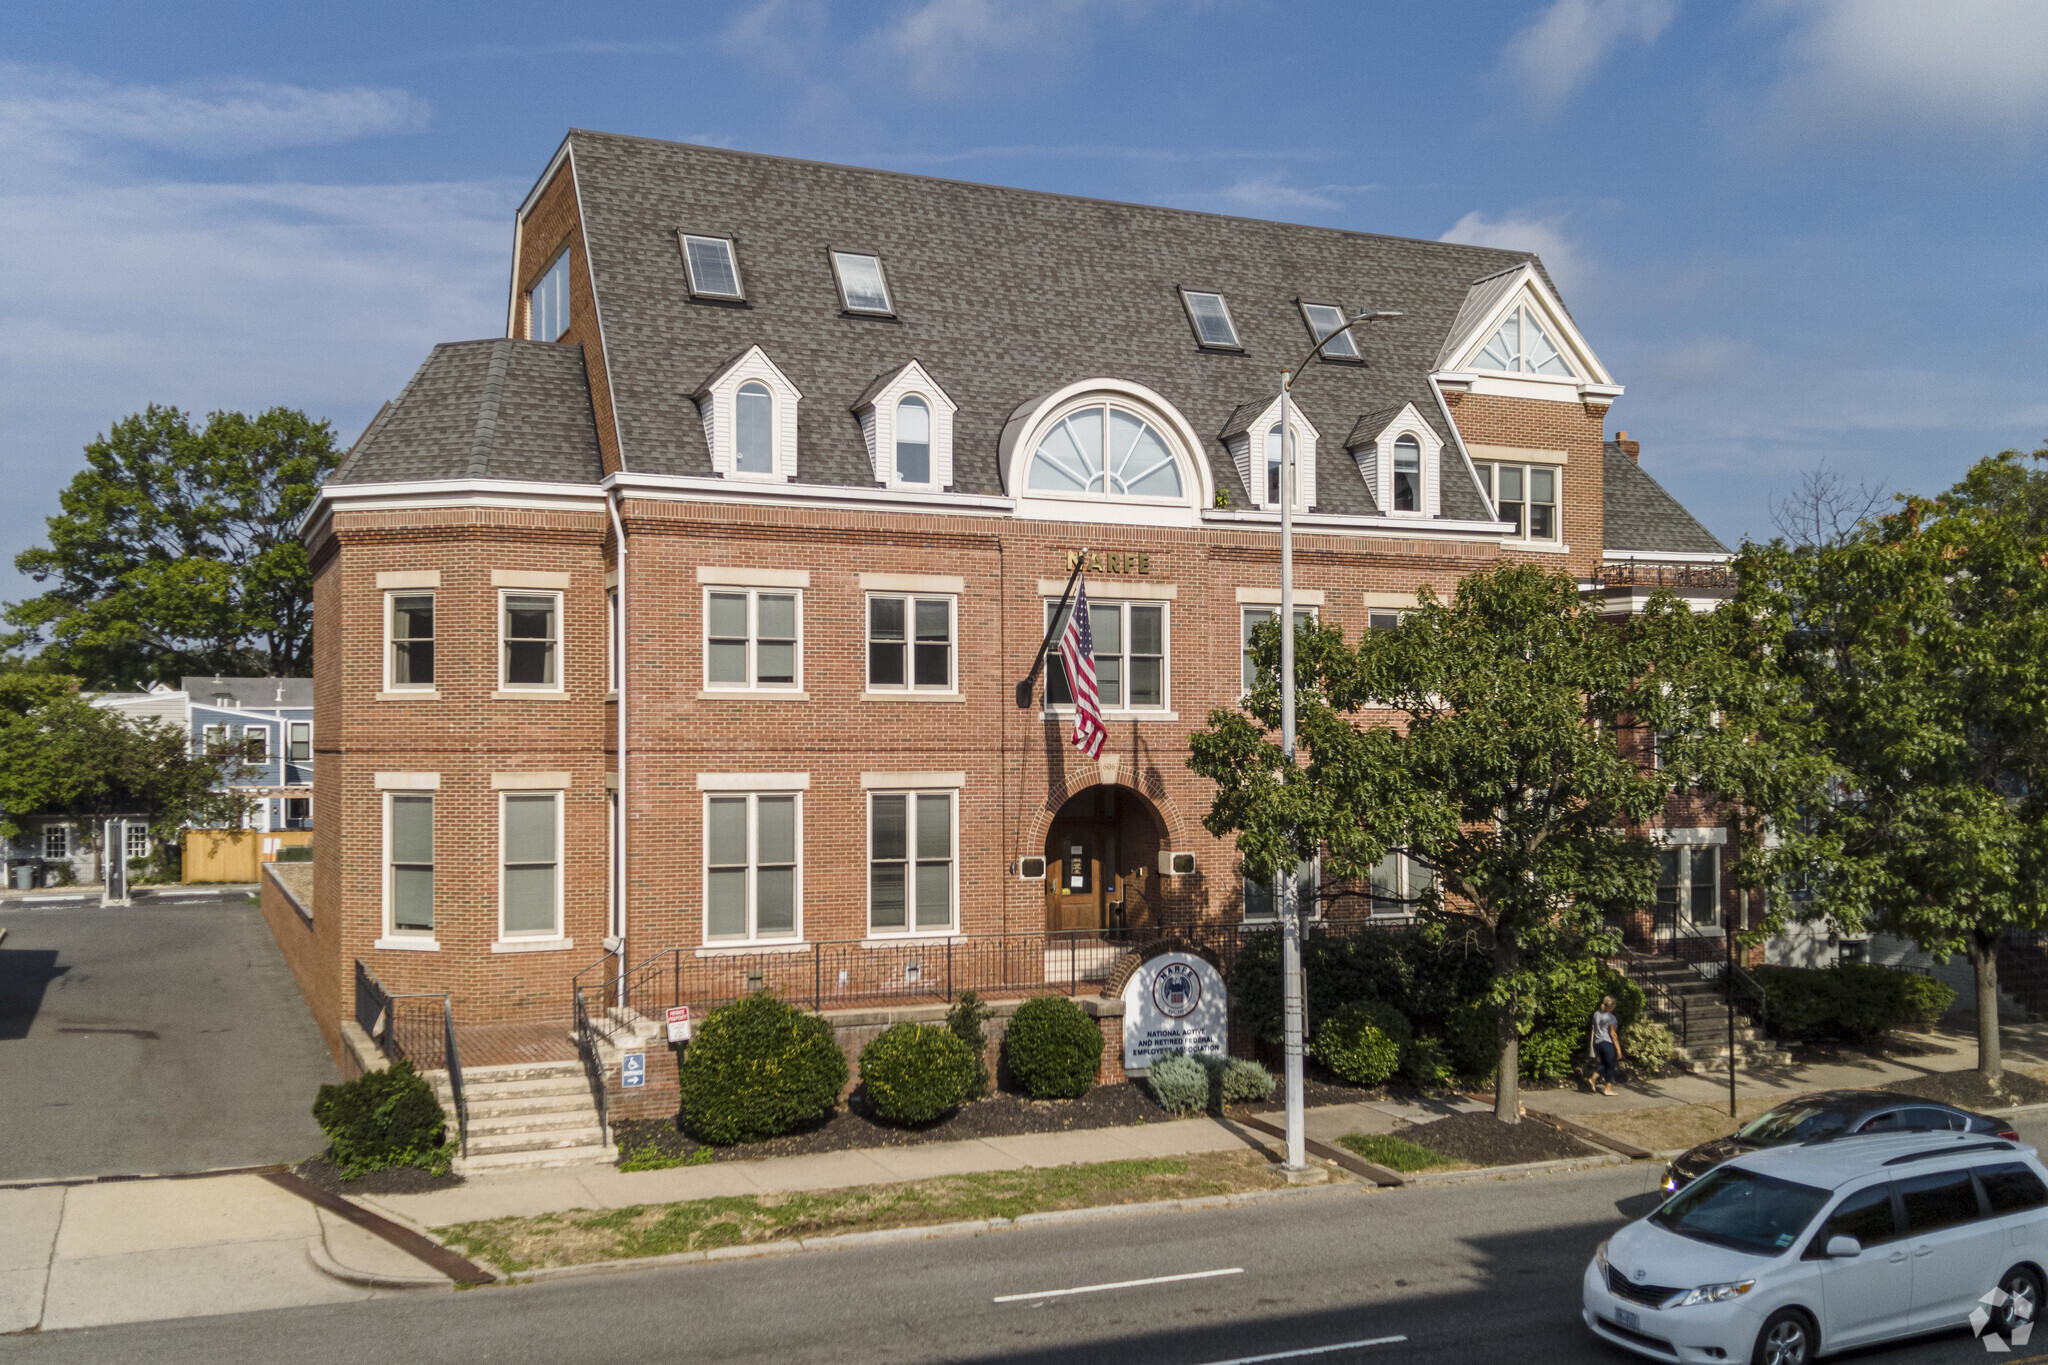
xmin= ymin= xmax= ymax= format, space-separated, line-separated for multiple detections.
xmin=1615 ymin=430 xmax=1640 ymax=461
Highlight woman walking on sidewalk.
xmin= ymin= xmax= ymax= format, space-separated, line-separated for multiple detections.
xmin=1589 ymin=996 xmax=1623 ymax=1096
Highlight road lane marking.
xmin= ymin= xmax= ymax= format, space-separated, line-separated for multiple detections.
xmin=1190 ymin=1336 xmax=1410 ymax=1365
xmin=993 ymin=1268 xmax=1243 ymax=1302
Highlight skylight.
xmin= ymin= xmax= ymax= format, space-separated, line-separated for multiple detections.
xmin=832 ymin=252 xmax=893 ymax=314
xmin=1182 ymin=291 xmax=1240 ymax=349
xmin=1301 ymin=302 xmax=1360 ymax=359
xmin=682 ymin=234 xmax=743 ymax=299
xmin=1474 ymin=304 xmax=1574 ymax=377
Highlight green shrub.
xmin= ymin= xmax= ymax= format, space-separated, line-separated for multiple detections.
xmin=1231 ymin=924 xmax=1493 ymax=1047
xmin=1521 ymin=963 xmax=1643 ymax=1079
xmin=1622 ymin=1019 xmax=1675 ymax=1074
xmin=677 ymin=992 xmax=849 ymax=1145
xmin=859 ymin=1023 xmax=978 ymax=1125
xmin=1899 ymin=974 xmax=1957 ymax=1030
xmin=1208 ymin=1056 xmax=1276 ymax=1107
xmin=311 ymin=1058 xmax=448 ymax=1178
xmin=1753 ymin=963 xmax=1935 ymax=1043
xmin=1445 ymin=998 xmax=1500 ymax=1082
xmin=1401 ymin=1036 xmax=1454 ymax=1092
xmin=946 ymin=992 xmax=994 ymax=1099
xmin=1003 ymin=995 xmax=1103 ymax=1099
xmin=1310 ymin=1001 xmax=1406 ymax=1086
xmin=1147 ymin=1054 xmax=1211 ymax=1115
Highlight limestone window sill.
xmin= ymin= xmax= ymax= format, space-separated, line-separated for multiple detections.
xmin=493 ymin=690 xmax=571 ymax=701
xmin=377 ymin=690 xmax=441 ymax=702
xmin=373 ymin=936 xmax=440 ymax=952
xmin=858 ymin=933 xmax=960 ymax=947
xmin=697 ymin=690 xmax=810 ymax=701
xmin=861 ymin=691 xmax=964 ymax=702
xmin=695 ymin=941 xmax=810 ymax=957
xmin=491 ymin=937 xmax=575 ymax=954
xmin=1041 ymin=709 xmax=1179 ymax=722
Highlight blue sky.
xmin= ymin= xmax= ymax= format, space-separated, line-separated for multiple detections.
xmin=5 ymin=0 xmax=2047 ymax=601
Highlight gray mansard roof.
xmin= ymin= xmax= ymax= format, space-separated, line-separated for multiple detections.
xmin=336 ymin=132 xmax=1571 ymax=520
xmin=1602 ymin=442 xmax=1729 ymax=557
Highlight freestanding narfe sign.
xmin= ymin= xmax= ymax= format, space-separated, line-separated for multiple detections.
xmin=1121 ymin=952 xmax=1228 ymax=1073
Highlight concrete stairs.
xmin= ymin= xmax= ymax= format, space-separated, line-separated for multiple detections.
xmin=425 ymin=1061 xmax=612 ymax=1174
xmin=1620 ymin=955 xmax=1792 ymax=1072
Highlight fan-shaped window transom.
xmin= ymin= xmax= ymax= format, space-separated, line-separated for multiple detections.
xmin=1026 ymin=402 xmax=1185 ymax=500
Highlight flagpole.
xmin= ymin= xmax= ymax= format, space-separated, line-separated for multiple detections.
xmin=1278 ymin=368 xmax=1306 ymax=1173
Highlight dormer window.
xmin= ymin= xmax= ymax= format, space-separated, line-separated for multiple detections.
xmin=1350 ymin=403 xmax=1441 ymax=519
xmin=1474 ymin=304 xmax=1573 ymax=377
xmin=1182 ymin=290 xmax=1240 ymax=349
xmin=853 ymin=361 xmax=955 ymax=490
xmin=735 ymin=383 xmax=774 ymax=475
xmin=529 ymin=250 xmax=570 ymax=342
xmin=682 ymin=234 xmax=743 ymax=299
xmin=696 ymin=346 xmax=802 ymax=480
xmin=1265 ymin=426 xmax=1294 ymax=505
xmin=1223 ymin=395 xmax=1317 ymax=511
xmin=1300 ymin=302 xmax=1359 ymax=360
xmin=832 ymin=252 xmax=893 ymax=315
xmin=1392 ymin=435 xmax=1421 ymax=512
xmin=895 ymin=397 xmax=930 ymax=483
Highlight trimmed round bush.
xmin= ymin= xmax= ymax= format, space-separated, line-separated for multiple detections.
xmin=1147 ymin=1054 xmax=1210 ymax=1115
xmin=1210 ymin=1056 xmax=1276 ymax=1106
xmin=859 ymin=1023 xmax=978 ymax=1125
xmin=312 ymin=1058 xmax=448 ymax=1177
xmin=1400 ymin=1036 xmax=1453 ymax=1092
xmin=1310 ymin=1001 xmax=1405 ymax=1086
xmin=1622 ymin=1018 xmax=1675 ymax=1075
xmin=946 ymin=992 xmax=994 ymax=1099
xmin=1899 ymin=974 xmax=1957 ymax=1031
xmin=1003 ymin=995 xmax=1103 ymax=1099
xmin=678 ymin=992 xmax=850 ymax=1145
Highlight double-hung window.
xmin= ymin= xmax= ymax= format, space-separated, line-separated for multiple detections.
xmin=388 ymin=593 xmax=435 ymax=688
xmin=201 ymin=723 xmax=229 ymax=752
xmin=706 ymin=588 xmax=801 ymax=690
xmin=1656 ymin=844 xmax=1720 ymax=929
xmin=868 ymin=790 xmax=955 ymax=934
xmin=243 ymin=726 xmax=269 ymax=762
xmin=1244 ymin=856 xmax=1318 ymax=922
xmin=706 ymin=793 xmax=800 ymax=941
xmin=867 ymin=594 xmax=953 ymax=692
xmin=501 ymin=592 xmax=561 ymax=689
xmin=43 ymin=825 xmax=69 ymax=860
xmin=1476 ymin=461 xmax=1559 ymax=542
xmin=388 ymin=794 xmax=434 ymax=935
xmin=528 ymin=249 xmax=570 ymax=342
xmin=1044 ymin=599 xmax=1167 ymax=712
xmin=288 ymin=722 xmax=310 ymax=763
xmin=501 ymin=792 xmax=561 ymax=939
xmin=1370 ymin=849 xmax=1436 ymax=916
xmin=1392 ymin=436 xmax=1423 ymax=513
xmin=1367 ymin=609 xmax=1405 ymax=633
xmin=1241 ymin=606 xmax=1314 ymax=694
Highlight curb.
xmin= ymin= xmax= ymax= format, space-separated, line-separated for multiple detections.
xmin=1400 ymin=1152 xmax=1631 ymax=1189
xmin=304 ymin=1233 xmax=453 ymax=1290
xmin=500 ymin=1180 xmax=1368 ymax=1285
xmin=1988 ymin=1101 xmax=2048 ymax=1121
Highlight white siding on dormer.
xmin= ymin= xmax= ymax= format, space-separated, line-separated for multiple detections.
xmin=852 ymin=361 xmax=957 ymax=490
xmin=1234 ymin=396 xmax=1319 ymax=511
xmin=1353 ymin=402 xmax=1442 ymax=519
xmin=699 ymin=346 xmax=804 ymax=481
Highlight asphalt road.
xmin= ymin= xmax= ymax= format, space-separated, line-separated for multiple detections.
xmin=0 ymin=892 xmax=336 ymax=1181
xmin=17 ymin=1123 xmax=2048 ymax=1365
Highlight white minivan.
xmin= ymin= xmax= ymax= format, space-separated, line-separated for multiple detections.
xmin=1583 ymin=1130 xmax=2048 ymax=1364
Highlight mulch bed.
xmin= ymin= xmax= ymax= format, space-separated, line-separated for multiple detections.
xmin=1788 ymin=1033 xmax=1956 ymax=1065
xmin=293 ymin=1153 xmax=464 ymax=1196
xmin=1881 ymin=1069 xmax=2048 ymax=1112
xmin=1397 ymin=1110 xmax=1603 ymax=1167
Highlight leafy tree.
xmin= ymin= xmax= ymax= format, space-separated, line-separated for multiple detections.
xmin=4 ymin=405 xmax=340 ymax=687
xmin=1191 ymin=565 xmax=1732 ymax=1122
xmin=0 ymin=675 xmax=253 ymax=864
xmin=1735 ymin=446 xmax=2048 ymax=1082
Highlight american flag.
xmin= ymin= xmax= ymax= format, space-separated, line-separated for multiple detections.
xmin=1059 ymin=579 xmax=1106 ymax=758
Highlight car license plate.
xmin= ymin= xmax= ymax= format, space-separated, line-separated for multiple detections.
xmin=1614 ymin=1308 xmax=1640 ymax=1332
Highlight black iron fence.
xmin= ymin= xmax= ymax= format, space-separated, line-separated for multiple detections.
xmin=352 ymin=961 xmax=467 ymax=1155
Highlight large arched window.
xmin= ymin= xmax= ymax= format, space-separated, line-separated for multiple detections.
xmin=735 ymin=382 xmax=774 ymax=475
xmin=1027 ymin=402 xmax=1183 ymax=499
xmin=895 ymin=396 xmax=931 ymax=484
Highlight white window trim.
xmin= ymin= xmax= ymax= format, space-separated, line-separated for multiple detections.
xmin=1241 ymin=603 xmax=1317 ymax=698
xmin=606 ymin=586 xmax=618 ymax=694
xmin=1352 ymin=403 xmax=1443 ymax=520
xmin=1474 ymin=459 xmax=1564 ymax=547
xmin=1369 ymin=847 xmax=1434 ymax=917
xmin=1654 ymin=840 xmax=1723 ymax=929
xmin=1040 ymin=597 xmax=1172 ymax=719
xmin=287 ymin=721 xmax=312 ymax=763
xmin=698 ymin=345 xmax=802 ymax=482
xmin=379 ymin=790 xmax=437 ymax=949
xmin=497 ymin=588 xmax=565 ymax=693
xmin=702 ymin=790 xmax=805 ymax=945
xmin=201 ymin=723 xmax=229 ymax=752
xmin=853 ymin=361 xmax=957 ymax=491
xmin=1227 ymin=396 xmax=1321 ymax=513
xmin=383 ymin=588 xmax=436 ymax=693
xmin=243 ymin=725 xmax=270 ymax=762
xmin=527 ymin=248 xmax=571 ymax=343
xmin=680 ymin=233 xmax=744 ymax=299
xmin=866 ymin=786 xmax=960 ymax=937
xmin=1000 ymin=379 xmax=1214 ymax=526
xmin=701 ymin=585 xmax=805 ymax=694
xmin=497 ymin=787 xmax=566 ymax=944
xmin=864 ymin=591 xmax=957 ymax=695
xmin=1243 ymin=854 xmax=1320 ymax=924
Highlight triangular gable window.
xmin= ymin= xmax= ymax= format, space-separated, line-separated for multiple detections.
xmin=1474 ymin=304 xmax=1575 ymax=377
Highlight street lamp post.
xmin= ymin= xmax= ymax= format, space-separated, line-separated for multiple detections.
xmin=1275 ymin=307 xmax=1401 ymax=1172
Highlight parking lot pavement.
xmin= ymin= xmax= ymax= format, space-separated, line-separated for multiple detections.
xmin=0 ymin=894 xmax=336 ymax=1182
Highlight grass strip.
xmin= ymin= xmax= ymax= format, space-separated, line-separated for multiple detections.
xmin=436 ymin=1149 xmax=1287 ymax=1272
xmin=1336 ymin=1131 xmax=1462 ymax=1173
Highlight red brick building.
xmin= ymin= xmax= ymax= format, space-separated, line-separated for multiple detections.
xmin=281 ymin=131 xmax=1733 ymax=1073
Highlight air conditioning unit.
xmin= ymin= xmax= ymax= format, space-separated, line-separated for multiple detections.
xmin=1158 ymin=851 xmax=1196 ymax=875
xmin=1016 ymin=856 xmax=1047 ymax=880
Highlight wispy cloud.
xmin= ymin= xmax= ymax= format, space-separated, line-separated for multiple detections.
xmin=858 ymin=0 xmax=1160 ymax=97
xmin=1504 ymin=0 xmax=1679 ymax=110
xmin=459 ymin=39 xmax=688 ymax=59
xmin=1747 ymin=0 xmax=2048 ymax=149
xmin=1165 ymin=177 xmax=1382 ymax=216
xmin=0 ymin=62 xmax=429 ymax=161
xmin=1440 ymin=209 xmax=1590 ymax=296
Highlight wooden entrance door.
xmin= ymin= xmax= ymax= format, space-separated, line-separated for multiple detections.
xmin=1045 ymin=820 xmax=1119 ymax=933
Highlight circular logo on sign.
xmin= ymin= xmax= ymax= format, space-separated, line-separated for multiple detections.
xmin=1153 ymin=962 xmax=1201 ymax=1018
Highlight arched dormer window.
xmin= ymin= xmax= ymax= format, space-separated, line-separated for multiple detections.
xmin=1265 ymin=426 xmax=1295 ymax=506
xmin=895 ymin=396 xmax=931 ymax=484
xmin=736 ymin=383 xmax=774 ymax=475
xmin=1348 ymin=402 xmax=1441 ymax=519
xmin=1392 ymin=435 xmax=1421 ymax=513
xmin=1027 ymin=402 xmax=1183 ymax=499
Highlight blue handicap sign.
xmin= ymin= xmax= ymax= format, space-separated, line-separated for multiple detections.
xmin=621 ymin=1051 xmax=646 ymax=1088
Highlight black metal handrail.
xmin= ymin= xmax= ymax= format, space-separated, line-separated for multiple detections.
xmin=441 ymin=994 xmax=467 ymax=1157
xmin=352 ymin=961 xmax=467 ymax=1155
xmin=571 ymin=984 xmax=609 ymax=1145
xmin=1617 ymin=944 xmax=1691 ymax=1045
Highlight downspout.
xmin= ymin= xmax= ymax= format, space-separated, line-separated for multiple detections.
xmin=607 ymin=489 xmax=628 ymax=1009
xmin=1428 ymin=374 xmax=1498 ymax=520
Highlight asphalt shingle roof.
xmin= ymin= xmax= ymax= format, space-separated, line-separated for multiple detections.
xmin=181 ymin=677 xmax=313 ymax=709
xmin=1602 ymin=442 xmax=1730 ymax=557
